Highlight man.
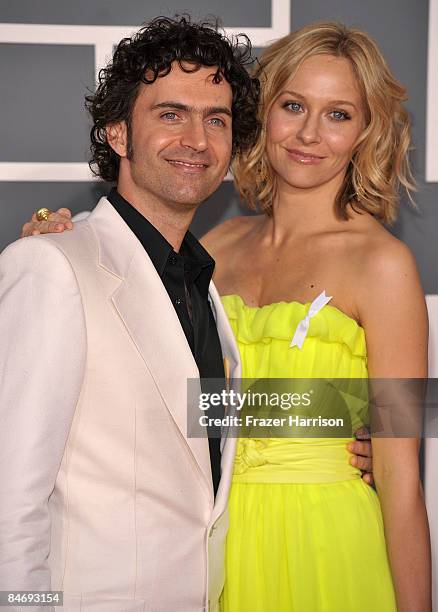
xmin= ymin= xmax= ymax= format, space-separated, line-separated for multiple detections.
xmin=0 ymin=16 xmax=373 ymax=612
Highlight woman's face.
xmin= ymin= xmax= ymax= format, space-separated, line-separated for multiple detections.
xmin=266 ymin=54 xmax=366 ymax=194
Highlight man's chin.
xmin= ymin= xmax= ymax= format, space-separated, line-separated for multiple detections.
xmin=164 ymin=181 xmax=223 ymax=207
xmin=167 ymin=192 xmax=210 ymax=209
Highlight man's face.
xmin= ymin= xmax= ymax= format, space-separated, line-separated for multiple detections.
xmin=109 ymin=63 xmax=233 ymax=210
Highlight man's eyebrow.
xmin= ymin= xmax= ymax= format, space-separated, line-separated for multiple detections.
xmin=152 ymin=101 xmax=232 ymax=117
xmin=280 ymin=90 xmax=358 ymax=109
xmin=152 ymin=101 xmax=190 ymax=112
xmin=204 ymin=106 xmax=232 ymax=118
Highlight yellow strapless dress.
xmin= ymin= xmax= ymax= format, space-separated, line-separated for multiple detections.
xmin=220 ymin=295 xmax=396 ymax=612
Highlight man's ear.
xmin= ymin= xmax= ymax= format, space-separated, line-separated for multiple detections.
xmin=106 ymin=121 xmax=128 ymax=157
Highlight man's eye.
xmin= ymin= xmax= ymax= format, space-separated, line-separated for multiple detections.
xmin=283 ymin=101 xmax=303 ymax=113
xmin=209 ymin=117 xmax=225 ymax=127
xmin=330 ymin=110 xmax=351 ymax=121
xmin=161 ymin=112 xmax=178 ymax=120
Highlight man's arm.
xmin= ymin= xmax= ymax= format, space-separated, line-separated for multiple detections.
xmin=0 ymin=237 xmax=86 ymax=591
xmin=21 ymin=208 xmax=74 ymax=237
xmin=348 ymin=427 xmax=374 ymax=485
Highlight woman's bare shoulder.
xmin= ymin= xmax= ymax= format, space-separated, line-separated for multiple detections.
xmin=343 ymin=212 xmax=416 ymax=273
xmin=200 ymin=214 xmax=263 ymax=258
xmin=353 ymin=221 xmax=425 ymax=323
xmin=330 ymin=214 xmax=423 ymax=325
xmin=359 ymin=221 xmax=418 ymax=278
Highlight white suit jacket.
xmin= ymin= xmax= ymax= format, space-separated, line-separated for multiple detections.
xmin=0 ymin=197 xmax=241 ymax=612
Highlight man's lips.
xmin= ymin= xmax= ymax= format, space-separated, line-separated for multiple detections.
xmin=286 ymin=149 xmax=326 ymax=165
xmin=166 ymin=159 xmax=210 ymax=170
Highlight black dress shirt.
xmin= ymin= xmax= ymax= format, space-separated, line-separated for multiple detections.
xmin=108 ymin=189 xmax=224 ymax=495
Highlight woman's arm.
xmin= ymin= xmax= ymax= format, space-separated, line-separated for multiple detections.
xmin=359 ymin=237 xmax=431 ymax=612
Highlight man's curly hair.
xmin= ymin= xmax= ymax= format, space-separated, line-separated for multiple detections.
xmin=86 ymin=15 xmax=260 ymax=182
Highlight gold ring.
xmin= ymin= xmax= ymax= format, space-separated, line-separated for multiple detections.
xmin=36 ymin=207 xmax=53 ymax=221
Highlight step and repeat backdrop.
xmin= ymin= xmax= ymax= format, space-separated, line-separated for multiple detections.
xmin=1 ymin=0 xmax=437 ymax=600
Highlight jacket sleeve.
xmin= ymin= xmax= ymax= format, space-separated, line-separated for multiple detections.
xmin=0 ymin=237 xmax=86 ymax=593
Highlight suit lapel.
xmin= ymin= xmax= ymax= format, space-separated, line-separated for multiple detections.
xmin=88 ymin=198 xmax=213 ymax=497
xmin=208 ymin=282 xmax=241 ymax=382
xmin=208 ymin=283 xmax=241 ymax=518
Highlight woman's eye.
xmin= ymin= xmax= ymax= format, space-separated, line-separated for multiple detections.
xmin=284 ymin=101 xmax=303 ymax=113
xmin=330 ymin=110 xmax=351 ymax=121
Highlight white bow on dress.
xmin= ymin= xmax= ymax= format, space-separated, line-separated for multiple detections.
xmin=290 ymin=290 xmax=332 ymax=350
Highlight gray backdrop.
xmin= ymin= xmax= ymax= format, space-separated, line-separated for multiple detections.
xmin=0 ymin=0 xmax=437 ymax=294
xmin=1 ymin=0 xmax=438 ymax=598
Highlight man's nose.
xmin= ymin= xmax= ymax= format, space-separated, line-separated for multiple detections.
xmin=180 ymin=118 xmax=208 ymax=151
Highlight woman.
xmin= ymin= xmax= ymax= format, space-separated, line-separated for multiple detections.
xmin=23 ymin=22 xmax=431 ymax=611
xmin=200 ymin=22 xmax=431 ymax=612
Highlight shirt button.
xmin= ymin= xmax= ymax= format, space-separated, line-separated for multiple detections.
xmin=175 ymin=298 xmax=183 ymax=306
xmin=169 ymin=255 xmax=178 ymax=265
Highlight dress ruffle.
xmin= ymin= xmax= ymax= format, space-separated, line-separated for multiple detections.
xmin=221 ymin=294 xmax=366 ymax=358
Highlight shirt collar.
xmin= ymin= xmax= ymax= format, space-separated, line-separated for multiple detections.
xmin=107 ymin=188 xmax=215 ymax=291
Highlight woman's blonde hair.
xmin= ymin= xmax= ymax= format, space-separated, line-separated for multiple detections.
xmin=233 ymin=22 xmax=415 ymax=223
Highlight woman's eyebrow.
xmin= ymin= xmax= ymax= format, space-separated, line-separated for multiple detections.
xmin=280 ymin=90 xmax=358 ymax=109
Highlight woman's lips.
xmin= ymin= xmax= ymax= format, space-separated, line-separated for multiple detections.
xmin=286 ymin=149 xmax=326 ymax=165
